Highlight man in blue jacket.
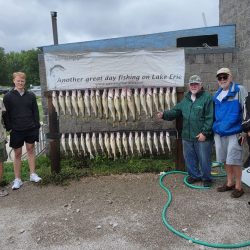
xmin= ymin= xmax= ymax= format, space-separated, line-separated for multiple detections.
xmin=213 ymin=68 xmax=247 ymax=198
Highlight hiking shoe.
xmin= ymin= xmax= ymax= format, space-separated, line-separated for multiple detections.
xmin=231 ymin=189 xmax=244 ymax=198
xmin=217 ymin=184 xmax=235 ymax=192
xmin=0 ymin=189 xmax=8 ymax=197
xmin=30 ymin=173 xmax=42 ymax=183
xmin=12 ymin=179 xmax=23 ymax=190
xmin=203 ymin=180 xmax=212 ymax=187
xmin=186 ymin=176 xmax=201 ymax=184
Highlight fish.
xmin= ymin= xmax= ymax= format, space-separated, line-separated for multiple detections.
xmin=71 ymin=90 xmax=79 ymax=116
xmin=74 ymin=133 xmax=80 ymax=154
xmin=80 ymin=133 xmax=87 ymax=156
xmin=60 ymin=133 xmax=67 ymax=153
xmin=153 ymin=132 xmax=160 ymax=155
xmin=127 ymin=88 xmax=136 ymax=121
xmin=98 ymin=133 xmax=105 ymax=154
xmin=146 ymin=88 xmax=153 ymax=117
xmin=140 ymin=88 xmax=148 ymax=116
xmin=52 ymin=91 xmax=59 ymax=114
xmin=172 ymin=87 xmax=177 ymax=106
xmin=159 ymin=131 xmax=165 ymax=154
xmin=77 ymin=90 xmax=85 ymax=117
xmin=147 ymin=132 xmax=153 ymax=155
xmin=58 ymin=91 xmax=66 ymax=115
xmin=114 ymin=88 xmax=122 ymax=122
xmin=95 ymin=89 xmax=103 ymax=119
xmin=86 ymin=133 xmax=94 ymax=159
xmin=68 ymin=133 xmax=74 ymax=155
xmin=165 ymin=87 xmax=171 ymax=110
xmin=166 ymin=132 xmax=171 ymax=153
xmin=159 ymin=87 xmax=165 ymax=111
xmin=65 ymin=90 xmax=72 ymax=115
xmin=116 ymin=132 xmax=123 ymax=157
xmin=108 ymin=88 xmax=116 ymax=122
xmin=153 ymin=88 xmax=159 ymax=112
xmin=110 ymin=132 xmax=117 ymax=160
xmin=90 ymin=89 xmax=97 ymax=117
xmin=128 ymin=132 xmax=134 ymax=155
xmin=122 ymin=132 xmax=129 ymax=157
xmin=140 ymin=132 xmax=146 ymax=155
xmin=102 ymin=89 xmax=109 ymax=120
xmin=91 ymin=132 xmax=98 ymax=155
xmin=104 ymin=132 xmax=111 ymax=158
xmin=84 ymin=89 xmax=91 ymax=117
xmin=134 ymin=88 xmax=141 ymax=116
xmin=135 ymin=132 xmax=141 ymax=156
xmin=121 ymin=88 xmax=128 ymax=122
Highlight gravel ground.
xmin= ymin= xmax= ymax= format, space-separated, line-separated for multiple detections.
xmin=0 ymin=173 xmax=250 ymax=250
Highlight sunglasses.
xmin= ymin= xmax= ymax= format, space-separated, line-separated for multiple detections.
xmin=217 ymin=75 xmax=228 ymax=81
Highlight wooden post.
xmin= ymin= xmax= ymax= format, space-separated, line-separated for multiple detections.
xmin=175 ymin=88 xmax=185 ymax=171
xmin=47 ymin=93 xmax=61 ymax=173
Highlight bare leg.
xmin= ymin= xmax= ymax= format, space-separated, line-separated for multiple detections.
xmin=26 ymin=143 xmax=36 ymax=174
xmin=225 ymin=164 xmax=234 ymax=186
xmin=14 ymin=147 xmax=22 ymax=179
xmin=233 ymin=166 xmax=242 ymax=190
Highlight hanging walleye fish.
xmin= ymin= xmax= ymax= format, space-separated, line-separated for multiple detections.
xmin=102 ymin=88 xmax=109 ymax=120
xmin=146 ymin=88 xmax=153 ymax=117
xmin=91 ymin=132 xmax=98 ymax=155
xmin=121 ymin=88 xmax=128 ymax=122
xmin=84 ymin=89 xmax=91 ymax=117
xmin=60 ymin=133 xmax=67 ymax=153
xmin=153 ymin=132 xmax=160 ymax=155
xmin=140 ymin=132 xmax=146 ymax=155
xmin=116 ymin=132 xmax=123 ymax=157
xmin=128 ymin=132 xmax=134 ymax=155
xmin=159 ymin=87 xmax=165 ymax=111
xmin=58 ymin=91 xmax=66 ymax=115
xmin=95 ymin=89 xmax=103 ymax=119
xmin=122 ymin=132 xmax=129 ymax=157
xmin=86 ymin=133 xmax=94 ymax=159
xmin=114 ymin=88 xmax=122 ymax=122
xmin=90 ymin=89 xmax=97 ymax=117
xmin=104 ymin=132 xmax=111 ymax=158
xmin=166 ymin=132 xmax=171 ymax=153
xmin=80 ymin=133 xmax=87 ymax=156
xmin=127 ymin=89 xmax=136 ymax=121
xmin=140 ymin=88 xmax=148 ymax=116
xmin=98 ymin=133 xmax=105 ymax=154
xmin=68 ymin=133 xmax=74 ymax=155
xmin=110 ymin=132 xmax=117 ymax=160
xmin=74 ymin=133 xmax=80 ymax=154
xmin=153 ymin=88 xmax=159 ymax=112
xmin=71 ymin=90 xmax=79 ymax=116
xmin=135 ymin=132 xmax=141 ymax=156
xmin=65 ymin=90 xmax=72 ymax=115
xmin=108 ymin=88 xmax=116 ymax=122
xmin=134 ymin=88 xmax=141 ymax=117
xmin=77 ymin=90 xmax=85 ymax=117
xmin=147 ymin=131 xmax=153 ymax=155
xmin=52 ymin=91 xmax=59 ymax=114
xmin=172 ymin=87 xmax=177 ymax=106
xmin=159 ymin=131 xmax=165 ymax=154
xmin=165 ymin=87 xmax=171 ymax=110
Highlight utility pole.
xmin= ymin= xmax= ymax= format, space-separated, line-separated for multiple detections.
xmin=50 ymin=11 xmax=58 ymax=45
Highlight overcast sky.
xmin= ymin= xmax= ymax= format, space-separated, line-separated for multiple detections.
xmin=0 ymin=0 xmax=219 ymax=52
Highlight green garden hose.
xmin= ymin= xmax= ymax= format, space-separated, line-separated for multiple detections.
xmin=159 ymin=170 xmax=250 ymax=248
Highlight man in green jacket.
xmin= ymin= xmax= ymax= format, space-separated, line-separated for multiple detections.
xmin=157 ymin=75 xmax=214 ymax=187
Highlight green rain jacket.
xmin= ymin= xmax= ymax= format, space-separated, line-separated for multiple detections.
xmin=163 ymin=90 xmax=214 ymax=141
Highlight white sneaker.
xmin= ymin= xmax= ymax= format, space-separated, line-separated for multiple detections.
xmin=12 ymin=179 xmax=23 ymax=190
xmin=30 ymin=173 xmax=42 ymax=183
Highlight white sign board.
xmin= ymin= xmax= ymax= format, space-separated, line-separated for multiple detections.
xmin=44 ymin=49 xmax=185 ymax=90
xmin=242 ymin=166 xmax=250 ymax=187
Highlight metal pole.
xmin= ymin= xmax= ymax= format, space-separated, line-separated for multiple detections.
xmin=50 ymin=11 xmax=58 ymax=45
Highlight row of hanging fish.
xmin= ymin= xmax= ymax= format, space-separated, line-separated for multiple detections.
xmin=52 ymin=87 xmax=177 ymax=121
xmin=60 ymin=131 xmax=172 ymax=159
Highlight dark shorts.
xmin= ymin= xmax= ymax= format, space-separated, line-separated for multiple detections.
xmin=10 ymin=128 xmax=39 ymax=149
xmin=0 ymin=141 xmax=8 ymax=162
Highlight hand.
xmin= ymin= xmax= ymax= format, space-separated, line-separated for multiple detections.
xmin=196 ymin=133 xmax=206 ymax=142
xmin=248 ymin=131 xmax=250 ymax=137
xmin=156 ymin=112 xmax=163 ymax=119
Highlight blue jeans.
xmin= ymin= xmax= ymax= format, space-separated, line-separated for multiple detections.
xmin=182 ymin=139 xmax=212 ymax=181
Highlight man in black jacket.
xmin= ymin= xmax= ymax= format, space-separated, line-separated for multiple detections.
xmin=3 ymin=72 xmax=42 ymax=190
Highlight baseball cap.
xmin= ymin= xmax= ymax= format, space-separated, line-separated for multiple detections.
xmin=188 ymin=75 xmax=202 ymax=84
xmin=216 ymin=68 xmax=232 ymax=76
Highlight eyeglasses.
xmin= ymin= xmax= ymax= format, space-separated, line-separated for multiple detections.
xmin=217 ymin=75 xmax=228 ymax=81
xmin=189 ymin=82 xmax=200 ymax=86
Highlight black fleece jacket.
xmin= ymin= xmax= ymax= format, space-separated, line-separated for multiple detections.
xmin=3 ymin=89 xmax=40 ymax=131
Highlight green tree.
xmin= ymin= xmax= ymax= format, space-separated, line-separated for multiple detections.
xmin=0 ymin=47 xmax=8 ymax=85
